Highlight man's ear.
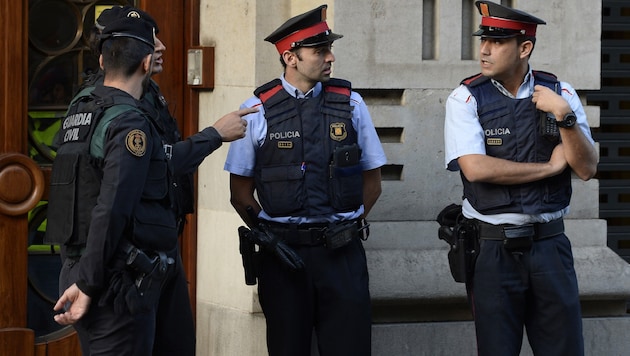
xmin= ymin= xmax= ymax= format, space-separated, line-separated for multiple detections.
xmin=142 ymin=54 xmax=153 ymax=73
xmin=520 ymin=40 xmax=533 ymax=59
xmin=99 ymin=54 xmax=104 ymax=70
xmin=282 ymin=50 xmax=297 ymax=68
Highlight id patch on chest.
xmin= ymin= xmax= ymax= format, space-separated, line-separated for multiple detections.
xmin=487 ymin=138 xmax=502 ymax=146
xmin=126 ymin=129 xmax=147 ymax=157
xmin=277 ymin=141 xmax=293 ymax=149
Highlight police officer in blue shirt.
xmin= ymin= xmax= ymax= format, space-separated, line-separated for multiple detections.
xmin=225 ymin=4 xmax=386 ymax=356
xmin=444 ymin=2 xmax=598 ymax=355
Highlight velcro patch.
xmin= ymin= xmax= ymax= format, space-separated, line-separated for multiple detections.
xmin=126 ymin=129 xmax=147 ymax=157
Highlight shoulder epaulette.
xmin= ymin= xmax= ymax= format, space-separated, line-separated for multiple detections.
xmin=323 ymin=78 xmax=351 ymax=97
xmin=461 ymin=73 xmax=488 ymax=87
xmin=254 ymin=79 xmax=283 ymax=103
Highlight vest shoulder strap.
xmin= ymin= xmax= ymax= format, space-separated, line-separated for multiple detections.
xmin=461 ymin=73 xmax=487 ymax=87
xmin=532 ymin=70 xmax=561 ymax=94
xmin=323 ymin=78 xmax=351 ymax=97
xmin=255 ymin=79 xmax=283 ymax=103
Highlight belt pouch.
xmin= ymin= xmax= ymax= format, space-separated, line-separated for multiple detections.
xmin=324 ymin=221 xmax=357 ymax=249
xmin=503 ymin=225 xmax=534 ymax=251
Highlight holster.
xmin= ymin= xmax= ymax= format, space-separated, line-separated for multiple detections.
xmin=100 ymin=241 xmax=175 ymax=315
xmin=437 ymin=204 xmax=479 ymax=284
xmin=449 ymin=220 xmax=479 ymax=283
xmin=238 ymin=226 xmax=259 ymax=286
xmin=124 ymin=251 xmax=173 ymax=315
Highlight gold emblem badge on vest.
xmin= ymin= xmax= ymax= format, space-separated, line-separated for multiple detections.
xmin=330 ymin=123 xmax=347 ymax=141
xmin=126 ymin=129 xmax=147 ymax=157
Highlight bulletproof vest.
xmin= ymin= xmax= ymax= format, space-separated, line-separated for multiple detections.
xmin=253 ymin=78 xmax=363 ymax=217
xmin=141 ymin=80 xmax=182 ymax=143
xmin=460 ymin=71 xmax=572 ymax=215
xmin=44 ymin=88 xmax=142 ymax=246
xmin=141 ymin=80 xmax=194 ymax=218
xmin=79 ymin=74 xmax=193 ymax=218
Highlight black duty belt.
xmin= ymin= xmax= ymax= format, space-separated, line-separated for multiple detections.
xmin=476 ymin=218 xmax=564 ymax=241
xmin=264 ymin=220 xmax=361 ymax=246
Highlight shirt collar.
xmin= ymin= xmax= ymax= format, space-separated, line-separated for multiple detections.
xmin=280 ymin=74 xmax=322 ymax=99
xmin=490 ymin=67 xmax=534 ymax=99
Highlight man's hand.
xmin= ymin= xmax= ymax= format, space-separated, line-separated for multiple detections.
xmin=532 ymin=85 xmax=572 ymax=119
xmin=213 ymin=107 xmax=258 ymax=142
xmin=53 ymin=283 xmax=92 ymax=325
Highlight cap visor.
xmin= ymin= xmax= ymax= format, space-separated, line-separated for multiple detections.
xmin=473 ymin=28 xmax=520 ymax=38
xmin=300 ymin=32 xmax=343 ymax=47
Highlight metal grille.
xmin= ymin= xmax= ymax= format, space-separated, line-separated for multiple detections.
xmin=587 ymin=0 xmax=630 ymax=263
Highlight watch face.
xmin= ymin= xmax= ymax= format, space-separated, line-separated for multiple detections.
xmin=558 ymin=113 xmax=577 ymax=128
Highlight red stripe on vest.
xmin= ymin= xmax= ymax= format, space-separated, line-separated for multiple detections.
xmin=258 ymin=85 xmax=283 ymax=103
xmin=324 ymin=85 xmax=350 ymax=96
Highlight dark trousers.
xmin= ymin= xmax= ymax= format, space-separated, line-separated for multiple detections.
xmin=257 ymin=238 xmax=372 ymax=356
xmin=468 ymin=234 xmax=584 ymax=356
xmin=59 ymin=254 xmax=195 ymax=356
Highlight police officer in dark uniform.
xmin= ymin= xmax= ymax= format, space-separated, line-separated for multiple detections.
xmin=45 ymin=11 xmax=249 ymax=355
xmin=82 ymin=5 xmax=253 ymax=230
xmin=444 ymin=2 xmax=598 ymax=355
xmin=225 ymin=5 xmax=387 ymax=356
xmin=58 ymin=8 xmax=253 ymax=353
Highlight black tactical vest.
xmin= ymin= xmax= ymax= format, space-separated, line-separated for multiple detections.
xmin=253 ymin=78 xmax=363 ymax=217
xmin=44 ymin=88 xmax=141 ymax=246
xmin=461 ymin=71 xmax=572 ymax=215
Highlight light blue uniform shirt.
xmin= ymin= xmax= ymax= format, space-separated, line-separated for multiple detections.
xmin=224 ymin=75 xmax=387 ymax=224
xmin=444 ymin=68 xmax=595 ymax=225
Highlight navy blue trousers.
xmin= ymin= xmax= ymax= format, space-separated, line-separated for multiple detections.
xmin=468 ymin=234 xmax=584 ymax=356
xmin=257 ymin=238 xmax=372 ymax=356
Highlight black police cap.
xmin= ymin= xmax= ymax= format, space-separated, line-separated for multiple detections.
xmin=265 ymin=4 xmax=343 ymax=54
xmin=96 ymin=6 xmax=159 ymax=34
xmin=473 ymin=1 xmax=545 ymax=38
xmin=100 ymin=13 xmax=156 ymax=50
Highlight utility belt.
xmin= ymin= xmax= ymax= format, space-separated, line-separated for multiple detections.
xmin=475 ymin=218 xmax=564 ymax=251
xmin=264 ymin=218 xmax=369 ymax=249
xmin=437 ymin=203 xmax=564 ymax=284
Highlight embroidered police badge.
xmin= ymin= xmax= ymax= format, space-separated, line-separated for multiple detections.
xmin=126 ymin=129 xmax=147 ymax=156
xmin=330 ymin=123 xmax=347 ymax=141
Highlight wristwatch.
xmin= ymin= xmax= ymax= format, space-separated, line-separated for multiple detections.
xmin=556 ymin=111 xmax=577 ymax=128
